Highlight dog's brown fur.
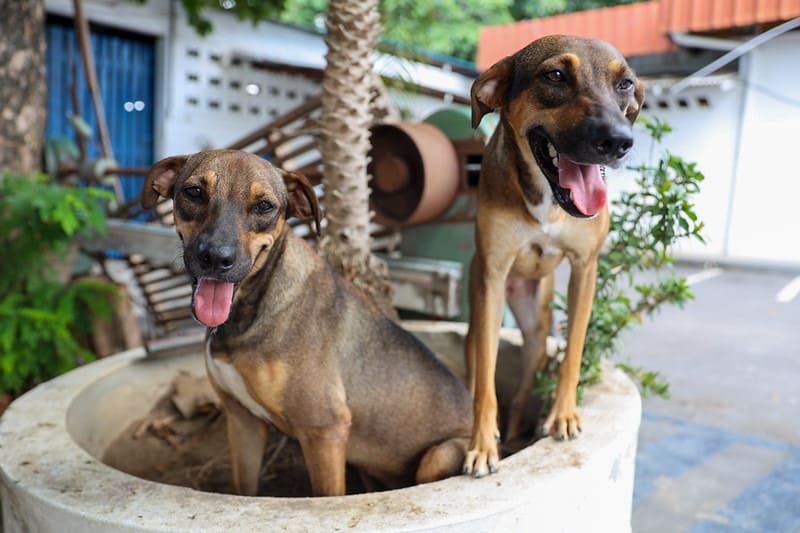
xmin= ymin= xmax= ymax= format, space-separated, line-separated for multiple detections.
xmin=142 ymin=150 xmax=473 ymax=496
xmin=463 ymin=36 xmax=644 ymax=477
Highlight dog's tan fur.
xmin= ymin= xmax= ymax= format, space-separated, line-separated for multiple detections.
xmin=462 ymin=36 xmax=644 ymax=477
xmin=142 ymin=150 xmax=473 ymax=496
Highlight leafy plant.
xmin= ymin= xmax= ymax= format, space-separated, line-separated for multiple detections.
xmin=535 ymin=117 xmax=705 ymax=402
xmin=0 ymin=175 xmax=116 ymax=394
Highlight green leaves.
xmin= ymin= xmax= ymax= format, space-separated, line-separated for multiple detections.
xmin=0 ymin=175 xmax=115 ymax=395
xmin=510 ymin=0 xmax=644 ymax=28
xmin=279 ymin=0 xmax=513 ymax=61
xmin=0 ymin=175 xmax=111 ymax=293
xmin=638 ymin=115 xmax=672 ymax=143
xmin=377 ymin=0 xmax=513 ymax=61
xmin=616 ymin=363 xmax=670 ymax=399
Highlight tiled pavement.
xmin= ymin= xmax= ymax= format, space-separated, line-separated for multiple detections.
xmin=626 ymin=266 xmax=800 ymax=532
xmin=633 ymin=412 xmax=800 ymax=532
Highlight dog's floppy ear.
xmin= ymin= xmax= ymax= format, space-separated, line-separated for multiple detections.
xmin=471 ymin=55 xmax=514 ymax=129
xmin=142 ymin=155 xmax=189 ymax=209
xmin=281 ymin=169 xmax=321 ymax=237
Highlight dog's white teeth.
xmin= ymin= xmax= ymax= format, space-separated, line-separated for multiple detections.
xmin=547 ymin=142 xmax=558 ymax=167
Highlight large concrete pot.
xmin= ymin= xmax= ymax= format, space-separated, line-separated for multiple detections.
xmin=0 ymin=322 xmax=641 ymax=532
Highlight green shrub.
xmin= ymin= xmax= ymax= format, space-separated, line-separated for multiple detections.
xmin=536 ymin=117 xmax=706 ymax=401
xmin=0 ymin=175 xmax=116 ymax=394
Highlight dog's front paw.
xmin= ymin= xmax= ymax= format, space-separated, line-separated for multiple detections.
xmin=543 ymin=404 xmax=582 ymax=441
xmin=462 ymin=427 xmax=500 ymax=478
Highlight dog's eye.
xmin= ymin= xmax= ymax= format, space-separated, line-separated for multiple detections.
xmin=183 ymin=186 xmax=202 ymax=200
xmin=254 ymin=200 xmax=275 ymax=215
xmin=544 ymin=70 xmax=566 ymax=83
xmin=617 ymin=78 xmax=635 ymax=93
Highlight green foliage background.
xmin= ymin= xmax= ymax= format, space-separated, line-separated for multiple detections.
xmin=0 ymin=176 xmax=116 ymax=394
xmin=281 ymin=0 xmax=642 ymax=60
xmin=139 ymin=0 xmax=641 ymax=61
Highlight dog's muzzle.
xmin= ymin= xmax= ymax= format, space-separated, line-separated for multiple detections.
xmin=528 ymin=129 xmax=608 ymax=218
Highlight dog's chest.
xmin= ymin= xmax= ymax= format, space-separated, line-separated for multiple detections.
xmin=512 ymin=220 xmax=567 ymax=277
xmin=523 ymin=192 xmax=571 ymax=246
xmin=204 ymin=339 xmax=276 ymax=425
xmin=531 ymin=222 xmax=567 ymax=255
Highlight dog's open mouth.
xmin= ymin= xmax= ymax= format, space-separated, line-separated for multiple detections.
xmin=192 ymin=278 xmax=238 ymax=327
xmin=528 ymin=129 xmax=607 ymax=218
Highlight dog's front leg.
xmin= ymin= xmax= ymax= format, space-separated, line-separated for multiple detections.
xmin=298 ymin=416 xmax=351 ymax=497
xmin=218 ymin=390 xmax=269 ymax=496
xmin=543 ymin=259 xmax=597 ymax=440
xmin=463 ymin=253 xmax=511 ymax=477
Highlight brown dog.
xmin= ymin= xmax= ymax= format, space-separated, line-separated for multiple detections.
xmin=142 ymin=149 xmax=473 ymax=496
xmin=462 ymin=36 xmax=644 ymax=477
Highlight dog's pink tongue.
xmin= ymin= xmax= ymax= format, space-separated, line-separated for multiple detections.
xmin=194 ymin=278 xmax=235 ymax=327
xmin=558 ymin=158 xmax=607 ymax=216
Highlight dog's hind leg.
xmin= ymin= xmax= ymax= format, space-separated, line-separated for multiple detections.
xmin=465 ymin=257 xmax=482 ymax=396
xmin=505 ymin=272 xmax=554 ymax=440
xmin=416 ymin=437 xmax=470 ymax=484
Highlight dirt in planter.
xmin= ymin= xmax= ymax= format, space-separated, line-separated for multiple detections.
xmin=103 ymin=365 xmax=542 ymax=498
xmin=102 ymin=372 xmax=370 ymax=497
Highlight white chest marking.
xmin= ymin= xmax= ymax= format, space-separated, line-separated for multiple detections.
xmin=525 ymin=193 xmax=556 ymax=226
xmin=205 ymin=339 xmax=273 ymax=424
xmin=522 ymin=195 xmax=568 ymax=257
xmin=539 ymin=242 xmax=563 ymax=257
xmin=527 ymin=217 xmax=567 ymax=256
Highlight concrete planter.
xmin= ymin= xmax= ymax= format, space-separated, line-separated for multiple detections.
xmin=0 ymin=322 xmax=641 ymax=532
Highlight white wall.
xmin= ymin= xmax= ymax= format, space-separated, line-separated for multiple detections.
xmin=388 ymin=88 xmax=456 ymax=121
xmin=609 ymin=32 xmax=800 ymax=268
xmin=160 ymin=14 xmax=473 ymax=157
xmin=726 ymin=32 xmax=800 ymax=266
xmin=162 ymin=21 xmax=322 ymax=156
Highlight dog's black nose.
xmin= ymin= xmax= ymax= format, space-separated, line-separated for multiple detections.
xmin=594 ymin=125 xmax=633 ymax=159
xmin=198 ymin=241 xmax=237 ymax=272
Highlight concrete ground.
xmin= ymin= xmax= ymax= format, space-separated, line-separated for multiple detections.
xmin=620 ymin=265 xmax=800 ymax=532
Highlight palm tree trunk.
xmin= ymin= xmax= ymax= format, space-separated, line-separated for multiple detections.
xmin=0 ymin=0 xmax=47 ymax=176
xmin=319 ymin=0 xmax=395 ymax=316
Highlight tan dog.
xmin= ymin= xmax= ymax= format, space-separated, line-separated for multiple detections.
xmin=142 ymin=150 xmax=473 ymax=496
xmin=462 ymin=36 xmax=644 ymax=477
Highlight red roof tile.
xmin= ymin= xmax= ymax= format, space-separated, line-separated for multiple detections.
xmin=477 ymin=0 xmax=800 ymax=70
xmin=661 ymin=0 xmax=800 ymax=31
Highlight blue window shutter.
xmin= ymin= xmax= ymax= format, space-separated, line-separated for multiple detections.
xmin=46 ymin=18 xmax=155 ymax=204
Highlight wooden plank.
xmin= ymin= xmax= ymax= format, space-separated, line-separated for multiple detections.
xmin=82 ymin=219 xmax=181 ymax=268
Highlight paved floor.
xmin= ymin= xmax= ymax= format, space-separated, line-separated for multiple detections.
xmin=621 ymin=265 xmax=800 ymax=532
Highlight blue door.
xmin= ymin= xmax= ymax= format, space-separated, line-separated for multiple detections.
xmin=45 ymin=17 xmax=156 ymax=204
